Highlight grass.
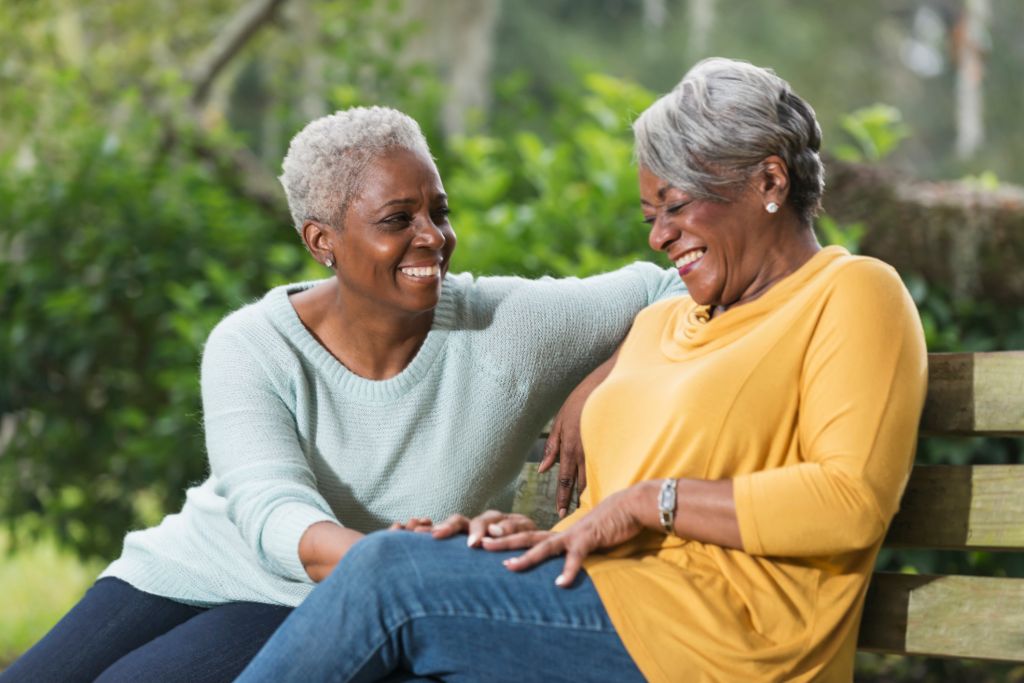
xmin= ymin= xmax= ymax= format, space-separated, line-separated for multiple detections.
xmin=0 ymin=529 xmax=102 ymax=667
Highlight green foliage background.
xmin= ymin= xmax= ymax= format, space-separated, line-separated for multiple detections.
xmin=1 ymin=2 xmax=1021 ymax=678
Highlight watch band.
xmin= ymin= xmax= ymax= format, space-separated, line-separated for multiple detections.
xmin=658 ymin=478 xmax=677 ymax=534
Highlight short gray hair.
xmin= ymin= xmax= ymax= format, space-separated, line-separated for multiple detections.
xmin=633 ymin=58 xmax=824 ymax=225
xmin=279 ymin=106 xmax=432 ymax=232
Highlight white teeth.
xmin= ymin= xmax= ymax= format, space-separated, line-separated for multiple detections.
xmin=674 ymin=249 xmax=706 ymax=268
xmin=400 ymin=265 xmax=440 ymax=278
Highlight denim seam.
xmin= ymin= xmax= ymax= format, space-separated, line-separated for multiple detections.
xmin=335 ymin=611 xmax=617 ymax=682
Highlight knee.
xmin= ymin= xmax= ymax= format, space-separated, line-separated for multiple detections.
xmin=333 ymin=531 xmax=425 ymax=585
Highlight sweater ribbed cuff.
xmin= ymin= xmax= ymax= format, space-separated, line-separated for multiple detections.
xmin=262 ymin=502 xmax=338 ymax=582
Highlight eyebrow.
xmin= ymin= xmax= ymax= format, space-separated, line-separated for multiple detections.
xmin=379 ymin=193 xmax=448 ymax=209
xmin=640 ymin=185 xmax=670 ymax=208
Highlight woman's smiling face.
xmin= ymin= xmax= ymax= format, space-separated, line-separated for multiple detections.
xmin=332 ymin=147 xmax=456 ymax=316
xmin=639 ymin=165 xmax=776 ymax=310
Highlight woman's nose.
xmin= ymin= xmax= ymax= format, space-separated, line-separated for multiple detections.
xmin=413 ymin=217 xmax=446 ymax=249
xmin=648 ymin=217 xmax=675 ymax=253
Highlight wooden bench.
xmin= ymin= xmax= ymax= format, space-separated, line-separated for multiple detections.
xmin=512 ymin=351 xmax=1024 ymax=664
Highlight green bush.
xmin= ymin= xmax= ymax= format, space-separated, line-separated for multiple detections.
xmin=0 ymin=81 xmax=308 ymax=558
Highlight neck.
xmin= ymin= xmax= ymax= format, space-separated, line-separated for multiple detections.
xmin=723 ymin=223 xmax=821 ymax=313
xmin=293 ymin=281 xmax=436 ymax=381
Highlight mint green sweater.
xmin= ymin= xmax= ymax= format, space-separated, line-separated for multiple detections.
xmin=101 ymin=265 xmax=684 ymax=607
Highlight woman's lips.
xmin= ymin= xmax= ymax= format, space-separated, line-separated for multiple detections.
xmin=398 ymin=264 xmax=440 ymax=279
xmin=674 ymin=248 xmax=706 ymax=277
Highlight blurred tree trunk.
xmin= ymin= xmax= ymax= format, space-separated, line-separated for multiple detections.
xmin=290 ymin=0 xmax=327 ymax=123
xmin=826 ymin=158 xmax=1024 ymax=305
xmin=954 ymin=0 xmax=990 ymax=160
xmin=643 ymin=0 xmax=668 ymax=32
xmin=687 ymin=0 xmax=715 ymax=61
xmin=402 ymin=0 xmax=502 ymax=138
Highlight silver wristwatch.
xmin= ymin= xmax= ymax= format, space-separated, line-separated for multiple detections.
xmin=658 ymin=478 xmax=678 ymax=534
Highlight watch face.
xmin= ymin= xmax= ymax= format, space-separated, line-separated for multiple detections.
xmin=659 ymin=478 xmax=677 ymax=532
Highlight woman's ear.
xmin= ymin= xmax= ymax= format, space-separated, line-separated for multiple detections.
xmin=758 ymin=155 xmax=790 ymax=209
xmin=302 ymin=220 xmax=335 ymax=266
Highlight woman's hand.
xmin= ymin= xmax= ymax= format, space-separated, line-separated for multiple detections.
xmin=299 ymin=521 xmax=366 ymax=583
xmin=430 ymin=510 xmax=538 ymax=547
xmin=538 ymin=383 xmax=589 ymax=520
xmin=483 ymin=485 xmax=652 ymax=587
xmin=538 ymin=347 xmax=621 ymax=518
xmin=388 ymin=517 xmax=435 ymax=533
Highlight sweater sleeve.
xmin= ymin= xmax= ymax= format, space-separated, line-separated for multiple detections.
xmin=472 ymin=262 xmax=686 ymax=389
xmin=733 ymin=261 xmax=927 ymax=557
xmin=200 ymin=319 xmax=337 ymax=583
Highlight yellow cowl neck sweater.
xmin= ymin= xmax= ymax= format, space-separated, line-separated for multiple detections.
xmin=555 ymin=246 xmax=927 ymax=682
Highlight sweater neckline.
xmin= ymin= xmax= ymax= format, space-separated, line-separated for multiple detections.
xmin=665 ymin=245 xmax=849 ymax=353
xmin=265 ymin=276 xmax=459 ymax=402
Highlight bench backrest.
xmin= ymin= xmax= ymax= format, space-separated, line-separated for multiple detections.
xmin=858 ymin=351 xmax=1024 ymax=662
xmin=512 ymin=351 xmax=1024 ymax=663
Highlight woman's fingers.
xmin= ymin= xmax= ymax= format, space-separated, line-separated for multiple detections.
xmin=480 ymin=529 xmax=550 ymax=552
xmin=486 ymin=513 xmax=536 ymax=538
xmin=537 ymin=421 xmax=561 ymax=474
xmin=555 ymin=449 xmax=578 ymax=519
xmin=391 ymin=517 xmax=433 ymax=532
xmin=467 ymin=510 xmax=509 ymax=547
xmin=430 ymin=513 xmax=470 ymax=539
xmin=503 ymin=534 xmax=566 ymax=572
xmin=555 ymin=548 xmax=586 ymax=587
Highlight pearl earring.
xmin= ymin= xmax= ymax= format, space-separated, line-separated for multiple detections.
xmin=324 ymin=256 xmax=334 ymax=268
xmin=766 ymin=202 xmax=779 ymax=214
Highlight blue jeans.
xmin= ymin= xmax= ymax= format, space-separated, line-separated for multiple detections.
xmin=0 ymin=577 xmax=291 ymax=683
xmin=237 ymin=532 xmax=644 ymax=683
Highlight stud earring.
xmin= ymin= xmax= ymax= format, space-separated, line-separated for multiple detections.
xmin=324 ymin=256 xmax=334 ymax=268
xmin=766 ymin=202 xmax=779 ymax=214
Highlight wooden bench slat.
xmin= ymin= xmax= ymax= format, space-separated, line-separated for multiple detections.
xmin=513 ymin=461 xmax=565 ymax=531
xmin=922 ymin=352 xmax=1024 ymax=436
xmin=859 ymin=573 xmax=1024 ymax=661
xmin=885 ymin=465 xmax=1024 ymax=550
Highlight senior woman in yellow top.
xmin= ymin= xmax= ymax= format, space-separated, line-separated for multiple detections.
xmin=239 ymin=58 xmax=928 ymax=683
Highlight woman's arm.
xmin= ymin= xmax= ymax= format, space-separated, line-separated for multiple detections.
xmin=298 ymin=522 xmax=366 ymax=583
xmin=201 ymin=319 xmax=341 ymax=584
xmin=730 ymin=262 xmax=927 ymax=556
xmin=481 ymin=477 xmax=740 ymax=586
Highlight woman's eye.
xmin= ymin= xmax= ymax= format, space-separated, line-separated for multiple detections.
xmin=432 ymin=206 xmax=451 ymax=222
xmin=642 ymin=215 xmax=655 ymax=226
xmin=667 ymin=201 xmax=690 ymax=214
xmin=382 ymin=212 xmax=412 ymax=226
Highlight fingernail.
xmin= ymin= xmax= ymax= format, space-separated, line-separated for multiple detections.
xmin=558 ymin=508 xmax=567 ymax=519
xmin=467 ymin=533 xmax=480 ymax=547
xmin=555 ymin=574 xmax=568 ymax=586
xmin=488 ymin=523 xmax=504 ymax=537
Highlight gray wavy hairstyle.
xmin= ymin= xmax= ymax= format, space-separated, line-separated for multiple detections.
xmin=633 ymin=58 xmax=824 ymax=226
xmin=279 ymin=106 xmax=432 ymax=233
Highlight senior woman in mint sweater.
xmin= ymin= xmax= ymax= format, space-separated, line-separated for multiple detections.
xmin=2 ymin=108 xmax=683 ymax=682
xmin=238 ymin=59 xmax=928 ymax=683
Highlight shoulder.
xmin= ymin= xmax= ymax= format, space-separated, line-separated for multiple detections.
xmin=202 ymin=282 xmax=314 ymax=363
xmin=820 ymin=253 xmax=913 ymax=313
xmin=807 ymin=253 xmax=923 ymax=352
